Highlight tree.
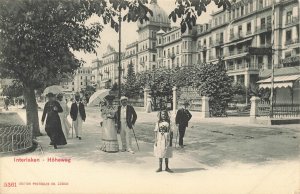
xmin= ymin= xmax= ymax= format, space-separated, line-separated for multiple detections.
xmin=123 ymin=61 xmax=139 ymax=98
xmin=136 ymin=67 xmax=175 ymax=110
xmin=0 ymin=0 xmax=153 ymax=136
xmin=169 ymin=0 xmax=231 ymax=33
xmin=1 ymin=81 xmax=23 ymax=98
xmin=0 ymin=0 xmax=231 ymax=136
xmin=196 ymin=61 xmax=233 ymax=116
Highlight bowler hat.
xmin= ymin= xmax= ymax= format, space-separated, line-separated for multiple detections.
xmin=120 ymin=96 xmax=128 ymax=101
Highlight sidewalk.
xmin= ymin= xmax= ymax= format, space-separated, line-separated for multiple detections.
xmin=0 ymin=108 xmax=298 ymax=194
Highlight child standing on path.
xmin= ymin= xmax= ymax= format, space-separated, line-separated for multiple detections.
xmin=154 ymin=110 xmax=174 ymax=173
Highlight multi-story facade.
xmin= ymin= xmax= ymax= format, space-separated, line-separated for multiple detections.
xmin=62 ymin=67 xmax=93 ymax=93
xmin=91 ymin=58 xmax=103 ymax=89
xmin=100 ymin=45 xmax=120 ymax=88
xmin=98 ymin=0 xmax=299 ymax=89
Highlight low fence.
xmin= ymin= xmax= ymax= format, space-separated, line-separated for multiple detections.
xmin=0 ymin=125 xmax=33 ymax=153
xmin=258 ymin=100 xmax=300 ymax=118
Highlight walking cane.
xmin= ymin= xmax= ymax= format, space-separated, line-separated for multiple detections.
xmin=175 ymin=126 xmax=179 ymax=148
xmin=71 ymin=121 xmax=74 ymax=139
xmin=132 ymin=127 xmax=140 ymax=151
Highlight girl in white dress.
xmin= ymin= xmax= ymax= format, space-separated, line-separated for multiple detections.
xmin=154 ymin=110 xmax=174 ymax=173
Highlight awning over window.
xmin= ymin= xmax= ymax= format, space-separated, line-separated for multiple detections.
xmin=257 ymin=74 xmax=300 ymax=89
xmin=222 ymin=37 xmax=253 ymax=47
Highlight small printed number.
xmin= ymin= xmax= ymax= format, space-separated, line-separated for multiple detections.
xmin=4 ymin=182 xmax=17 ymax=187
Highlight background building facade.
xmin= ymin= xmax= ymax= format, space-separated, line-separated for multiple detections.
xmin=97 ymin=0 xmax=299 ymax=89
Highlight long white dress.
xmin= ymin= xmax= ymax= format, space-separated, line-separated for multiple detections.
xmin=58 ymin=100 xmax=71 ymax=139
xmin=100 ymin=105 xmax=119 ymax=152
xmin=154 ymin=121 xmax=174 ymax=158
xmin=146 ymin=98 xmax=152 ymax=113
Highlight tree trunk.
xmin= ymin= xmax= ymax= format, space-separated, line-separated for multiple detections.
xmin=23 ymin=85 xmax=41 ymax=137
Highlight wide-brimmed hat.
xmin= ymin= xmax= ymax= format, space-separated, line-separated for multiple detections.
xmin=46 ymin=92 xmax=55 ymax=97
xmin=120 ymin=96 xmax=128 ymax=101
xmin=104 ymin=94 xmax=115 ymax=101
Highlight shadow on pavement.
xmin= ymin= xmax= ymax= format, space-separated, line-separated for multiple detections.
xmin=172 ymin=167 xmax=207 ymax=173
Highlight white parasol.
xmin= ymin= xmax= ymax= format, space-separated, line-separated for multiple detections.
xmin=87 ymin=89 xmax=111 ymax=107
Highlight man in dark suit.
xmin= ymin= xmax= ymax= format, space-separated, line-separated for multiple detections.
xmin=175 ymin=101 xmax=192 ymax=148
xmin=70 ymin=93 xmax=86 ymax=140
xmin=116 ymin=96 xmax=137 ymax=154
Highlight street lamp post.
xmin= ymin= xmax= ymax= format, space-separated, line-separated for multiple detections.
xmin=270 ymin=1 xmax=275 ymax=118
xmin=118 ymin=10 xmax=122 ymax=101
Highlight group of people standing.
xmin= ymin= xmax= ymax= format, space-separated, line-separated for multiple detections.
xmin=41 ymin=91 xmax=192 ymax=173
xmin=42 ymin=92 xmax=86 ymax=149
xmin=99 ymin=95 xmax=137 ymax=154
xmin=99 ymin=94 xmax=192 ymax=173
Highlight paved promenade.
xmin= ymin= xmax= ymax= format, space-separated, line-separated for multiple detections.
xmin=0 ymin=108 xmax=299 ymax=194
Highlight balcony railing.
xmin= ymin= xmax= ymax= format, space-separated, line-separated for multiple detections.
xmin=281 ymin=55 xmax=300 ymax=65
xmin=226 ymin=63 xmax=261 ymax=72
xmin=229 ymin=51 xmax=235 ymax=56
xmin=246 ymin=30 xmax=252 ymax=35
xmin=212 ymin=39 xmax=224 ymax=47
xmin=286 ymin=16 xmax=299 ymax=26
xmin=285 ymin=38 xmax=300 ymax=46
xmin=197 ymin=45 xmax=207 ymax=50
xmin=229 ymin=33 xmax=244 ymax=41
xmin=237 ymin=47 xmax=249 ymax=54
xmin=256 ymin=24 xmax=272 ymax=33
xmin=226 ymin=66 xmax=235 ymax=71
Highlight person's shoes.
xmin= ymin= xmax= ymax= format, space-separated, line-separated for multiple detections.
xmin=165 ymin=168 xmax=173 ymax=173
xmin=120 ymin=148 xmax=126 ymax=152
xmin=180 ymin=145 xmax=184 ymax=148
xmin=78 ymin=137 xmax=81 ymax=140
xmin=54 ymin=145 xmax=58 ymax=149
xmin=156 ymin=168 xmax=162 ymax=172
xmin=76 ymin=136 xmax=79 ymax=138
xmin=128 ymin=149 xmax=135 ymax=154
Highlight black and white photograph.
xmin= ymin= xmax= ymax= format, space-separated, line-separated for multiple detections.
xmin=0 ymin=0 xmax=299 ymax=193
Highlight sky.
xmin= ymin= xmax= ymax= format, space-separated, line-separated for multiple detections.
xmin=74 ymin=0 xmax=220 ymax=66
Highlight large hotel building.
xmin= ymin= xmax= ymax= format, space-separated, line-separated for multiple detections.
xmin=91 ymin=0 xmax=299 ymax=89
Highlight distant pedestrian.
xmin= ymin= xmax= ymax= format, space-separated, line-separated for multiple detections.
xmin=57 ymin=93 xmax=71 ymax=139
xmin=4 ymin=97 xmax=9 ymax=111
xmin=175 ymin=101 xmax=192 ymax=148
xmin=154 ymin=110 xmax=174 ymax=173
xmin=70 ymin=93 xmax=86 ymax=140
xmin=99 ymin=94 xmax=118 ymax=153
xmin=41 ymin=92 xmax=67 ymax=149
xmin=116 ymin=96 xmax=137 ymax=154
xmin=146 ymin=95 xmax=152 ymax=113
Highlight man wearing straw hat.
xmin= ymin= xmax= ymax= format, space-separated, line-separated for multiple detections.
xmin=116 ymin=96 xmax=137 ymax=154
xmin=175 ymin=101 xmax=192 ymax=148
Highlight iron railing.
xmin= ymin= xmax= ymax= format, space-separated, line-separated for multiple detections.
xmin=0 ymin=125 xmax=33 ymax=153
xmin=258 ymin=100 xmax=300 ymax=118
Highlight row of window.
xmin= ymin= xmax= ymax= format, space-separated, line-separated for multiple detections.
xmin=78 ymin=70 xmax=91 ymax=74
xmin=214 ymin=0 xmax=273 ymax=27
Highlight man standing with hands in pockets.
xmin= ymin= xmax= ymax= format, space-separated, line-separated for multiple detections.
xmin=175 ymin=101 xmax=192 ymax=148
xmin=116 ymin=96 xmax=137 ymax=154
